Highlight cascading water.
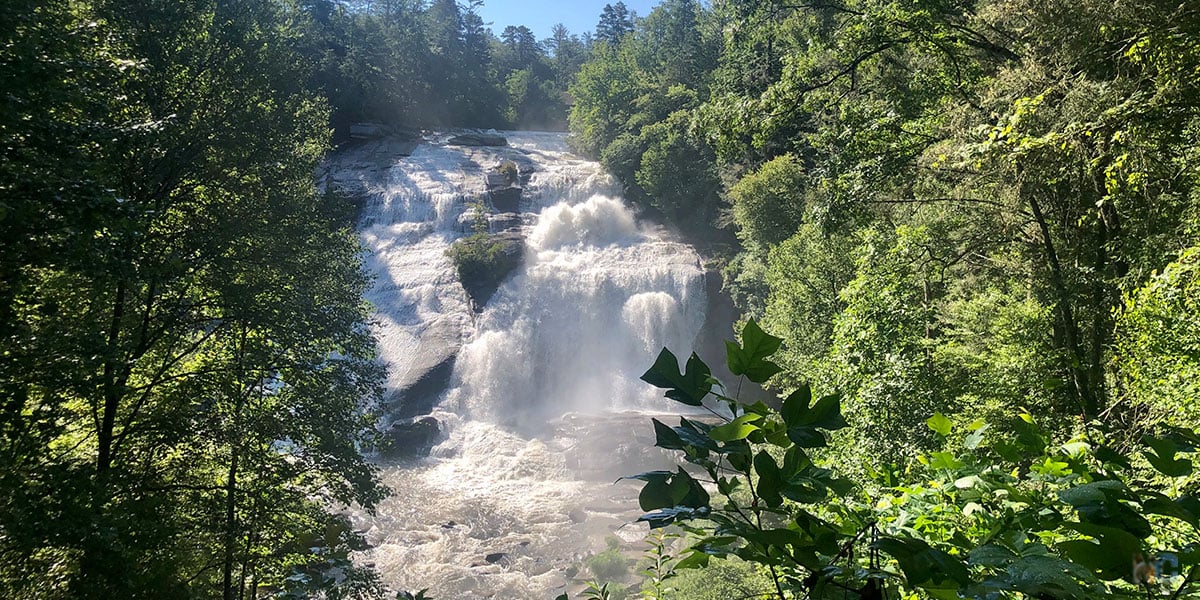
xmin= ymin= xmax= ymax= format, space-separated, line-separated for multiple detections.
xmin=328 ymin=131 xmax=707 ymax=598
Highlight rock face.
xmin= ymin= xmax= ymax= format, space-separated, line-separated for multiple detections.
xmin=488 ymin=186 xmax=522 ymax=212
xmin=488 ymin=212 xmax=523 ymax=233
xmin=386 ymin=317 xmax=463 ymax=418
xmin=384 ymin=416 xmax=440 ymax=459
xmin=448 ymin=133 xmax=507 ymax=147
xmin=485 ymin=162 xmax=524 ymax=214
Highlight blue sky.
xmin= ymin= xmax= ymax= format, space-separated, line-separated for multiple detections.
xmin=475 ymin=0 xmax=660 ymax=42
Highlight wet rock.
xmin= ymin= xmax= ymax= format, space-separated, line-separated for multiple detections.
xmin=383 ymin=417 xmax=440 ymax=459
xmin=448 ymin=133 xmax=507 ymax=147
xmin=488 ymin=186 xmax=522 ymax=212
xmin=488 ymin=212 xmax=523 ymax=233
xmin=385 ymin=317 xmax=463 ymax=419
xmin=350 ymin=122 xmax=387 ymax=140
xmin=389 ymin=354 xmax=456 ymax=419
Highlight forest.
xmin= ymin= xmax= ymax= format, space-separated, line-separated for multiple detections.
xmin=2 ymin=0 xmax=1199 ymax=599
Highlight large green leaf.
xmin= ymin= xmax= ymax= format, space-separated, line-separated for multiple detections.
xmin=979 ymin=555 xmax=1102 ymax=599
xmin=639 ymin=477 xmax=674 ymax=512
xmin=753 ymin=450 xmax=784 ymax=508
xmin=1142 ymin=492 xmax=1198 ymax=526
xmin=1058 ymin=522 xmax=1142 ymax=581
xmin=724 ymin=319 xmax=784 ymax=383
xmin=783 ymin=389 xmax=847 ymax=447
xmin=926 ymin=412 xmax=952 ymax=437
xmin=651 ymin=418 xmax=684 ymax=450
xmin=641 ymin=348 xmax=712 ymax=406
xmin=781 ymin=385 xmax=811 ymax=427
xmin=709 ymin=413 xmax=762 ymax=442
xmin=873 ymin=537 xmax=970 ymax=588
xmin=1143 ymin=435 xmax=1194 ymax=477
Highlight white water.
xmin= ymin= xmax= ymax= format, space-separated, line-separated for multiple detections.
xmin=343 ymin=131 xmax=706 ymax=599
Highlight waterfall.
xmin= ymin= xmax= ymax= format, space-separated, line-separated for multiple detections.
xmin=329 ymin=131 xmax=707 ymax=599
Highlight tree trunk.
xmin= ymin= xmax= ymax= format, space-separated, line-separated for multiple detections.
xmin=97 ymin=278 xmax=127 ymax=473
xmin=1028 ymin=195 xmax=1097 ymax=417
xmin=222 ymin=441 xmax=240 ymax=600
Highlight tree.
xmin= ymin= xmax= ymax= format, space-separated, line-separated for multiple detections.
xmin=544 ymin=23 xmax=588 ymax=87
xmin=501 ymin=25 xmax=541 ymax=68
xmin=0 ymin=1 xmax=388 ymax=597
xmin=596 ymin=2 xmax=635 ymax=45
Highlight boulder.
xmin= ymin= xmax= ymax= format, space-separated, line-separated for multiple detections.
xmin=448 ymin=133 xmax=507 ymax=147
xmin=451 ymin=230 xmax=524 ymax=308
xmin=384 ymin=416 xmax=440 ymax=459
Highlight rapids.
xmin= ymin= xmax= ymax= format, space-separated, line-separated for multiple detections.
xmin=335 ymin=131 xmax=707 ymax=598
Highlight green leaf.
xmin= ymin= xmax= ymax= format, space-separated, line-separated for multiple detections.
xmin=964 ymin=426 xmax=987 ymax=450
xmin=677 ymin=417 xmax=718 ymax=451
xmin=753 ymin=450 xmax=783 ymax=508
xmin=725 ymin=319 xmax=784 ymax=383
xmin=1142 ymin=493 xmax=1198 ymax=526
xmin=927 ymin=452 xmax=964 ymax=471
xmin=781 ymin=385 xmax=811 ymax=427
xmin=641 ymin=348 xmax=712 ymax=406
xmin=1092 ymin=445 xmax=1132 ymax=470
xmin=784 ymin=391 xmax=847 ymax=446
xmin=673 ymin=551 xmax=710 ymax=569
xmin=637 ymin=506 xmax=706 ymax=529
xmin=926 ymin=413 xmax=952 ymax=437
xmin=1057 ymin=480 xmax=1129 ymax=508
xmin=639 ymin=477 xmax=674 ymax=512
xmin=1143 ymin=435 xmax=1194 ymax=477
xmin=969 ymin=544 xmax=1016 ymax=568
xmin=1059 ymin=522 xmax=1142 ymax=581
xmin=652 ymin=419 xmax=684 ymax=449
xmin=709 ymin=414 xmax=762 ymax=442
xmin=874 ymin=537 xmax=970 ymax=588
xmin=982 ymin=555 xmax=1103 ymax=598
xmin=619 ymin=470 xmax=673 ymax=484
xmin=669 ymin=467 xmax=710 ymax=508
xmin=805 ymin=394 xmax=848 ymax=431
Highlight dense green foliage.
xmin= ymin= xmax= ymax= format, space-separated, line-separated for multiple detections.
xmin=570 ymin=0 xmax=1200 ymax=459
xmin=566 ymin=0 xmax=1200 ymax=598
xmin=627 ymin=321 xmax=1200 ymax=599
xmin=0 ymin=0 xmax=390 ymax=597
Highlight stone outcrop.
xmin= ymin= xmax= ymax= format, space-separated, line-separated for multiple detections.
xmin=488 ymin=212 xmax=524 ymax=233
xmin=452 ymin=230 xmax=524 ymax=309
xmin=485 ymin=161 xmax=525 ymax=213
xmin=386 ymin=317 xmax=463 ymax=419
xmin=383 ymin=416 xmax=440 ymax=459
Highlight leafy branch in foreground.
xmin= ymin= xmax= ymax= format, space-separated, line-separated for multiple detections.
xmin=631 ymin=319 xmax=1200 ymax=599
